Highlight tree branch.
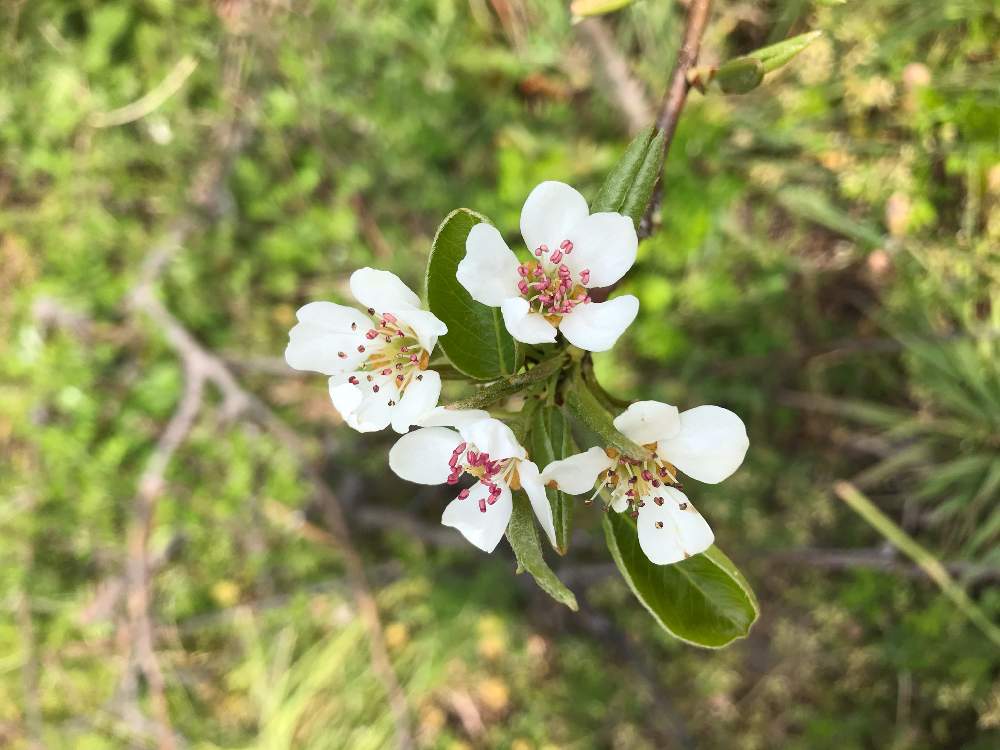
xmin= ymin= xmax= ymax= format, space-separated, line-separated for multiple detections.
xmin=577 ymin=18 xmax=654 ymax=135
xmin=639 ymin=0 xmax=713 ymax=239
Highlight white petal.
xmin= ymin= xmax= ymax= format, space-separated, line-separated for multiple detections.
xmin=540 ymin=447 xmax=614 ymax=495
xmin=388 ymin=426 xmax=462 ymax=485
xmin=610 ymin=491 xmax=630 ymax=513
xmin=456 ymin=224 xmax=521 ymax=306
xmin=394 ymin=307 xmax=448 ymax=352
xmin=563 ymin=212 xmax=638 ymax=288
xmin=519 ymin=181 xmax=589 ymax=257
xmin=389 ymin=370 xmax=441 ymax=434
xmin=349 ymin=267 xmax=421 ymax=313
xmin=637 ymin=487 xmax=714 ymax=565
xmin=458 ymin=418 xmax=525 ymax=461
xmin=441 ymin=480 xmax=512 ymax=553
xmin=329 ymin=382 xmax=364 ymax=424
xmin=499 ymin=297 xmax=558 ymax=345
xmin=329 ymin=372 xmax=398 ymax=432
xmin=558 ymin=295 xmax=639 ymax=352
xmin=657 ymin=405 xmax=749 ymax=484
xmin=285 ymin=301 xmax=372 ymax=374
xmin=612 ymin=401 xmax=681 ymax=445
xmin=518 ymin=460 xmax=557 ymax=548
xmin=417 ymin=406 xmax=491 ymax=428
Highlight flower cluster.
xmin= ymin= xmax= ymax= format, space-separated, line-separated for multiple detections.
xmin=285 ymin=181 xmax=749 ymax=566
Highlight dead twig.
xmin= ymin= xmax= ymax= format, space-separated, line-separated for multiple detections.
xmin=577 ymin=17 xmax=654 ymax=135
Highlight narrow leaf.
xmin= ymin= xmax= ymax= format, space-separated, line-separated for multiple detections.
xmin=834 ymin=481 xmax=1000 ymax=648
xmin=591 ymin=126 xmax=654 ymax=214
xmin=603 ymin=512 xmax=759 ymax=648
xmin=507 ymin=494 xmax=579 ymax=610
xmin=750 ymin=30 xmax=823 ymax=73
xmin=563 ymin=365 xmax=650 ymax=460
xmin=570 ymin=0 xmax=636 ymax=19
xmin=426 ymin=209 xmax=519 ymax=379
xmin=620 ymin=128 xmax=666 ymax=226
xmin=529 ymin=405 xmax=577 ymax=553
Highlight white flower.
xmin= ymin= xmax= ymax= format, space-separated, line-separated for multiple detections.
xmin=540 ymin=401 xmax=749 ymax=565
xmin=456 ymin=181 xmax=640 ymax=352
xmin=388 ymin=417 xmax=556 ymax=553
xmin=285 ymin=268 xmax=448 ymax=433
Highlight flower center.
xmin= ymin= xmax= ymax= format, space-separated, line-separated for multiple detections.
xmin=446 ymin=443 xmax=516 ymax=513
xmin=517 ymin=241 xmax=591 ymax=319
xmin=597 ymin=447 xmax=684 ymax=517
xmin=337 ymin=309 xmax=429 ymax=406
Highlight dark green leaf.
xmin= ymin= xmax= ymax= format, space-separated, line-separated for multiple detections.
xmin=528 ymin=405 xmax=577 ymax=553
xmin=620 ymin=128 xmax=666 ymax=226
xmin=563 ymin=365 xmax=650 ymax=460
xmin=507 ymin=495 xmax=579 ymax=610
xmin=603 ymin=512 xmax=758 ymax=648
xmin=426 ymin=209 xmax=519 ymax=380
xmin=591 ymin=126 xmax=654 ymax=214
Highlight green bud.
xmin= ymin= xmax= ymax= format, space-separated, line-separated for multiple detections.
xmin=715 ymin=57 xmax=765 ymax=94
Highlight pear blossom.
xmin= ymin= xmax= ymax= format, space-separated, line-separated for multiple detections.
xmin=389 ymin=417 xmax=555 ymax=553
xmin=285 ymin=268 xmax=448 ymax=433
xmin=540 ymin=401 xmax=749 ymax=565
xmin=456 ymin=181 xmax=639 ymax=352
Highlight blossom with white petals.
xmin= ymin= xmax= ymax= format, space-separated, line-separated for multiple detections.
xmin=456 ymin=181 xmax=640 ymax=352
xmin=389 ymin=418 xmax=555 ymax=553
xmin=540 ymin=401 xmax=749 ymax=565
xmin=285 ymin=268 xmax=448 ymax=433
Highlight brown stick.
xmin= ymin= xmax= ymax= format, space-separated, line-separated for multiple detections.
xmin=577 ymin=18 xmax=654 ymax=135
xmin=128 ymin=218 xmax=416 ymax=750
xmin=639 ymin=0 xmax=713 ymax=239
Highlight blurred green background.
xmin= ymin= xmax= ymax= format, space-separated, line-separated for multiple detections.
xmin=1 ymin=0 xmax=998 ymax=748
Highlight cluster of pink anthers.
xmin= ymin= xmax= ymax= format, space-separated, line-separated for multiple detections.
xmin=516 ymin=240 xmax=591 ymax=317
xmin=342 ymin=308 xmax=428 ymax=396
xmin=446 ymin=442 xmax=508 ymax=513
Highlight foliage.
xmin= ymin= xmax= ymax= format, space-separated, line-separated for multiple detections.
xmin=0 ymin=0 xmax=998 ymax=747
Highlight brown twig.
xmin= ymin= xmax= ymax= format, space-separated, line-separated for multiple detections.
xmin=638 ymin=0 xmax=713 ymax=240
xmin=577 ymin=18 xmax=654 ymax=135
xmin=125 ymin=171 xmax=416 ymax=750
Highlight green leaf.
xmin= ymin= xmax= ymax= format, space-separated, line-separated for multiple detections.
xmin=563 ymin=365 xmax=650 ymax=460
xmin=620 ymin=128 xmax=666 ymax=227
xmin=447 ymin=354 xmax=567 ymax=410
xmin=570 ymin=0 xmax=636 ymax=18
xmin=426 ymin=209 xmax=519 ymax=379
xmin=507 ymin=494 xmax=579 ymax=610
xmin=751 ymin=30 xmax=824 ymax=73
xmin=603 ymin=512 xmax=759 ymax=648
xmin=528 ymin=405 xmax=577 ymax=553
xmin=714 ymin=57 xmax=766 ymax=94
xmin=591 ymin=126 xmax=654 ymax=214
